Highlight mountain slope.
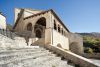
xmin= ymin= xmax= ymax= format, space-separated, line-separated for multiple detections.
xmin=76 ymin=32 xmax=100 ymax=38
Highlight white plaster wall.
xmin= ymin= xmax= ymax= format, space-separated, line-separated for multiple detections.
xmin=0 ymin=14 xmax=6 ymax=29
xmin=25 ymin=9 xmax=43 ymax=14
xmin=14 ymin=8 xmax=21 ymax=25
xmin=53 ymin=29 xmax=69 ymax=49
xmin=24 ymin=11 xmax=33 ymax=18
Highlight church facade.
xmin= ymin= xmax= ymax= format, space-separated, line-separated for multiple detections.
xmin=13 ymin=7 xmax=83 ymax=55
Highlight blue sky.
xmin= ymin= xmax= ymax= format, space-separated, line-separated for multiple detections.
xmin=0 ymin=0 xmax=100 ymax=33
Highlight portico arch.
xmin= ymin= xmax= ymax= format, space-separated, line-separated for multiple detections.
xmin=69 ymin=42 xmax=82 ymax=55
xmin=36 ymin=17 xmax=46 ymax=27
xmin=34 ymin=17 xmax=46 ymax=38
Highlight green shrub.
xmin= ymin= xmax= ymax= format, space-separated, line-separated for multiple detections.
xmin=84 ymin=47 xmax=94 ymax=53
xmin=87 ymin=48 xmax=94 ymax=53
xmin=31 ymin=43 xmax=33 ymax=46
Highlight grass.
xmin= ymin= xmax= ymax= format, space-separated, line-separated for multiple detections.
xmin=48 ymin=54 xmax=53 ymax=56
xmin=7 ymin=48 xmax=13 ymax=50
xmin=16 ymin=49 xmax=21 ymax=50
xmin=41 ymin=49 xmax=45 ymax=51
xmin=52 ymin=65 xmax=55 ymax=67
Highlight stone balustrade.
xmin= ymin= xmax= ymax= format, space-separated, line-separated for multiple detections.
xmin=45 ymin=44 xmax=100 ymax=67
xmin=0 ymin=28 xmax=12 ymax=39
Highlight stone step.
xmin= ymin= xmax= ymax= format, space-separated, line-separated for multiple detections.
xmin=0 ymin=51 xmax=49 ymax=62
xmin=0 ymin=50 xmax=51 ymax=65
xmin=0 ymin=48 xmax=46 ymax=55
xmin=34 ymin=58 xmax=74 ymax=67
xmin=0 ymin=52 xmax=58 ymax=67
xmin=5 ymin=54 xmax=61 ymax=67
xmin=0 ymin=46 xmax=75 ymax=67
xmin=0 ymin=49 xmax=48 ymax=57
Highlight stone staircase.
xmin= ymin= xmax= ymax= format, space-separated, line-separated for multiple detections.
xmin=32 ymin=38 xmax=45 ymax=47
xmin=0 ymin=47 xmax=75 ymax=67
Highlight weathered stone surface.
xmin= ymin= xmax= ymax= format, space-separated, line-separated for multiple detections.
xmin=0 ymin=47 xmax=75 ymax=67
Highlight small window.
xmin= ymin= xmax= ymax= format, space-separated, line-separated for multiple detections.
xmin=58 ymin=25 xmax=60 ymax=33
xmin=27 ymin=23 xmax=32 ymax=31
xmin=54 ymin=20 xmax=56 ymax=30
xmin=18 ymin=13 xmax=19 ymax=16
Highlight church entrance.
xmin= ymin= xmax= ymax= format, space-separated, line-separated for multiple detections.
xmin=36 ymin=29 xmax=41 ymax=38
xmin=34 ymin=17 xmax=46 ymax=38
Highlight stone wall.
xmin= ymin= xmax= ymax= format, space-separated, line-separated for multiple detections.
xmin=45 ymin=44 xmax=100 ymax=67
xmin=68 ymin=32 xmax=83 ymax=55
xmin=83 ymin=53 xmax=100 ymax=59
xmin=53 ymin=29 xmax=69 ymax=49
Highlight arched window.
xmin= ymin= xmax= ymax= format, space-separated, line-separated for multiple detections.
xmin=54 ymin=20 xmax=56 ymax=30
xmin=58 ymin=25 xmax=60 ymax=33
xmin=27 ymin=23 xmax=32 ymax=31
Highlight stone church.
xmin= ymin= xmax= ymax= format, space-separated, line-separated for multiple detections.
xmin=0 ymin=7 xmax=83 ymax=55
xmin=0 ymin=8 xmax=100 ymax=67
xmin=12 ymin=7 xmax=83 ymax=55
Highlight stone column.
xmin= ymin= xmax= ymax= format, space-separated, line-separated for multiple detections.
xmin=4 ymin=29 xmax=7 ymax=36
xmin=43 ymin=26 xmax=45 ymax=33
xmin=31 ymin=26 xmax=35 ymax=37
xmin=1 ymin=29 xmax=3 ymax=35
xmin=7 ymin=29 xmax=11 ymax=38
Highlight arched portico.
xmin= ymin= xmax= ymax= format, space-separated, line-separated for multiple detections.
xmin=34 ymin=17 xmax=46 ymax=38
xmin=69 ymin=42 xmax=82 ymax=55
